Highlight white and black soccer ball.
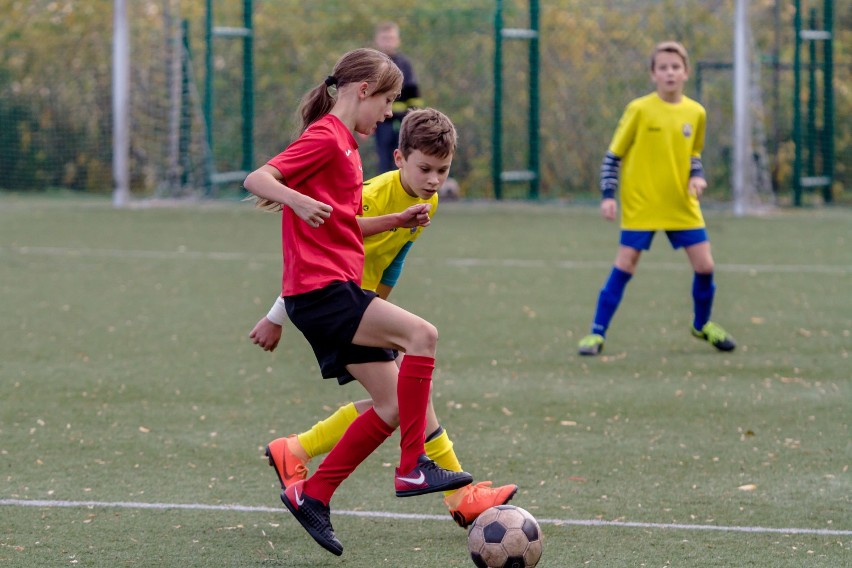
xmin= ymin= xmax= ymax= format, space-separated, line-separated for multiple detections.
xmin=467 ymin=505 xmax=543 ymax=568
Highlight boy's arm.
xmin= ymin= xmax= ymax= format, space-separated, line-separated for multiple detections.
xmin=357 ymin=203 xmax=431 ymax=237
xmin=375 ymin=241 xmax=415 ymax=300
xmin=249 ymin=296 xmax=286 ymax=351
xmin=599 ymin=151 xmax=620 ymax=221
xmin=249 ymin=296 xmax=287 ymax=351
xmin=375 ymin=283 xmax=393 ymax=300
xmin=688 ymin=157 xmax=707 ymax=197
xmin=249 ymin=315 xmax=283 ymax=351
xmin=689 ymin=109 xmax=708 ymax=197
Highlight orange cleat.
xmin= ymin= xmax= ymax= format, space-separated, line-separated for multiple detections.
xmin=265 ymin=435 xmax=309 ymax=489
xmin=444 ymin=481 xmax=519 ymax=528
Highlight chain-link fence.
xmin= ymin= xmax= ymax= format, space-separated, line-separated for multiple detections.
xmin=1 ymin=0 xmax=848 ymax=204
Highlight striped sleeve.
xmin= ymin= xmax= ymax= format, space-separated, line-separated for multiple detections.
xmin=689 ymin=157 xmax=705 ymax=179
xmin=599 ymin=151 xmax=621 ymax=199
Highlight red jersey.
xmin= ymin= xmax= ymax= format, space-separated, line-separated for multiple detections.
xmin=267 ymin=114 xmax=365 ymax=296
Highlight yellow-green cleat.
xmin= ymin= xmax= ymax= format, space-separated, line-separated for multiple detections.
xmin=578 ymin=333 xmax=605 ymax=356
xmin=692 ymin=321 xmax=736 ymax=352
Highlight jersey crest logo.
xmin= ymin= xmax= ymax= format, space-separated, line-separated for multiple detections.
xmin=682 ymin=123 xmax=693 ymax=138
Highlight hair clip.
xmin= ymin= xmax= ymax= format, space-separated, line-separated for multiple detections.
xmin=324 ymin=75 xmax=338 ymax=98
xmin=324 ymin=75 xmax=338 ymax=87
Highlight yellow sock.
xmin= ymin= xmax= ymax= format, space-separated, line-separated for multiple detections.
xmin=297 ymin=402 xmax=359 ymax=459
xmin=424 ymin=428 xmax=464 ymax=497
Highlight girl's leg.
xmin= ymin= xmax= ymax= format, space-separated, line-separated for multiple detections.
xmin=289 ymin=357 xmax=446 ymax=480
xmin=279 ymin=365 xmax=399 ymax=556
xmin=280 ymin=366 xmax=398 ymax=557
xmin=302 ymin=361 xmax=399 ymax=505
xmin=294 ymin=358 xmax=406 ymax=461
xmin=351 ymin=298 xmax=438 ymax=473
xmin=295 ymin=396 xmax=442 ymax=463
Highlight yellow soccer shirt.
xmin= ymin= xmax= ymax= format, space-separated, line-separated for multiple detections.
xmin=609 ymin=92 xmax=706 ymax=230
xmin=360 ymin=170 xmax=438 ymax=292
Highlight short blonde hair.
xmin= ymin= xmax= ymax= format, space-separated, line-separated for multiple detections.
xmin=651 ymin=41 xmax=689 ymax=71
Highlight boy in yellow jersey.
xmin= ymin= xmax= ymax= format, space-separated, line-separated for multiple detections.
xmin=578 ymin=41 xmax=736 ymax=356
xmin=250 ymin=108 xmax=517 ymax=528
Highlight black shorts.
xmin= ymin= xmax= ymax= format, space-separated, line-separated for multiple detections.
xmin=285 ymin=280 xmax=396 ymax=384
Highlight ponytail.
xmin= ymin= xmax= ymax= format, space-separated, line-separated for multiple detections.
xmin=295 ymin=48 xmax=403 ymax=133
xmin=297 ymin=84 xmax=336 ymax=134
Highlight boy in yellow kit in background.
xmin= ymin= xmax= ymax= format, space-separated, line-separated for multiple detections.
xmin=250 ymin=108 xmax=517 ymax=528
xmin=578 ymin=41 xmax=736 ymax=356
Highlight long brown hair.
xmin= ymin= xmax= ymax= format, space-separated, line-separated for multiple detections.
xmin=298 ymin=48 xmax=403 ymax=133
xmin=251 ymin=49 xmax=403 ymax=211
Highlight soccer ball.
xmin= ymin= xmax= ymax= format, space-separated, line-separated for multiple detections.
xmin=467 ymin=505 xmax=543 ymax=568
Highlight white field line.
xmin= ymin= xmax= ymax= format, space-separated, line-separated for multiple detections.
xmin=3 ymin=245 xmax=850 ymax=275
xmin=1 ymin=499 xmax=849 ymax=537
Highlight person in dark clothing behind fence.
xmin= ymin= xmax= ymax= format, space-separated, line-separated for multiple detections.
xmin=373 ymin=21 xmax=424 ymax=173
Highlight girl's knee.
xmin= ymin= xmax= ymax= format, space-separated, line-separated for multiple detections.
xmin=373 ymin=401 xmax=399 ymax=428
xmin=408 ymin=319 xmax=438 ymax=355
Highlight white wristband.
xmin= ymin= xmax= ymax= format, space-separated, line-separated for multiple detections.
xmin=266 ymin=296 xmax=287 ymax=326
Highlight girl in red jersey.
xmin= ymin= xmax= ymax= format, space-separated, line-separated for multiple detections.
xmin=243 ymin=48 xmax=471 ymax=556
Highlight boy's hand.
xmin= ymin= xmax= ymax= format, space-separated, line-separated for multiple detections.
xmin=397 ymin=203 xmax=432 ymax=229
xmin=249 ymin=316 xmax=283 ymax=352
xmin=688 ymin=177 xmax=707 ymax=198
xmin=291 ymin=193 xmax=333 ymax=228
xmin=600 ymin=198 xmax=617 ymax=221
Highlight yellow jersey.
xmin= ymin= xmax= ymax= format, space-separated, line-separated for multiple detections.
xmin=609 ymin=92 xmax=706 ymax=230
xmin=360 ymin=170 xmax=438 ymax=292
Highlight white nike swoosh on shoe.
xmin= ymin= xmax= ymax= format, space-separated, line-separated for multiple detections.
xmin=294 ymin=486 xmax=305 ymax=507
xmin=397 ymin=471 xmax=426 ymax=485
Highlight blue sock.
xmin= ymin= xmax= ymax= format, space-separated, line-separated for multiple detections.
xmin=692 ymin=272 xmax=715 ymax=330
xmin=591 ymin=267 xmax=632 ymax=337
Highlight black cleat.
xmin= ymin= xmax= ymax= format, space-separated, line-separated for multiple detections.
xmin=395 ymin=454 xmax=473 ymax=497
xmin=280 ymin=480 xmax=343 ymax=556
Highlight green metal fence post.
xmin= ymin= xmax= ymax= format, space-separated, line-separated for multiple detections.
xmin=527 ymin=0 xmax=540 ymax=199
xmin=807 ymin=8 xmax=817 ymax=179
xmin=180 ymin=19 xmax=193 ymax=188
xmin=492 ymin=0 xmax=504 ymax=200
xmin=203 ymin=0 xmax=214 ymax=195
xmin=822 ymin=0 xmax=834 ymax=203
xmin=493 ymin=0 xmax=539 ymax=200
xmin=242 ymin=0 xmax=254 ymax=175
xmin=792 ymin=0 xmax=802 ymax=206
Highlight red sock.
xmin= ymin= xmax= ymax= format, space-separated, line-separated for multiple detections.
xmin=397 ymin=354 xmax=435 ymax=473
xmin=303 ymin=407 xmax=394 ymax=505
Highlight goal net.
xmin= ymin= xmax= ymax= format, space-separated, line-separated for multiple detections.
xmin=122 ymin=1 xmax=211 ymax=200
